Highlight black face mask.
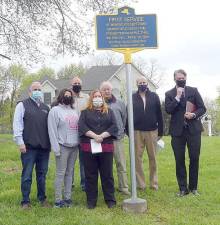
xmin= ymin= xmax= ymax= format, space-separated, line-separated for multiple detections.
xmin=138 ymin=84 xmax=148 ymax=92
xmin=72 ymin=85 xmax=81 ymax=94
xmin=176 ymin=80 xmax=186 ymax=88
xmin=63 ymin=96 xmax=72 ymax=105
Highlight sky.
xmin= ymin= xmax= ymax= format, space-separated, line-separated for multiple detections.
xmin=41 ymin=0 xmax=220 ymax=100
xmin=130 ymin=0 xmax=220 ymax=100
xmin=1 ymin=0 xmax=219 ymax=100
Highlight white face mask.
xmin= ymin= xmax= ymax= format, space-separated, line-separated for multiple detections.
xmin=92 ymin=97 xmax=103 ymax=107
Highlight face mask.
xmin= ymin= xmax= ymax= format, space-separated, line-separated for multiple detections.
xmin=32 ymin=90 xmax=43 ymax=101
xmin=92 ymin=97 xmax=103 ymax=107
xmin=176 ymin=80 xmax=186 ymax=88
xmin=72 ymin=85 xmax=81 ymax=94
xmin=63 ymin=96 xmax=72 ymax=105
xmin=138 ymin=84 xmax=148 ymax=92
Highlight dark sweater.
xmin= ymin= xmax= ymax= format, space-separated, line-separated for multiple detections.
xmin=78 ymin=108 xmax=118 ymax=152
xmin=22 ymin=98 xmax=50 ymax=150
xmin=132 ymin=90 xmax=163 ymax=136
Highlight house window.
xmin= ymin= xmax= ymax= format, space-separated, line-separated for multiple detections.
xmin=44 ymin=92 xmax=51 ymax=105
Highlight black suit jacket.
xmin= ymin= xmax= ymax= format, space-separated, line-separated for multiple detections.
xmin=165 ymin=86 xmax=206 ymax=136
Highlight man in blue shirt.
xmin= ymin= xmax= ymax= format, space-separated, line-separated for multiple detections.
xmin=13 ymin=82 xmax=51 ymax=209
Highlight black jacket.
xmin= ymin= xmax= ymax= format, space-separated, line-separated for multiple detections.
xmin=165 ymin=86 xmax=206 ymax=136
xmin=132 ymin=90 xmax=163 ymax=136
xmin=78 ymin=108 xmax=118 ymax=143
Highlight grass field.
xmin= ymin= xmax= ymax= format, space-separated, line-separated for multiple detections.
xmin=0 ymin=134 xmax=219 ymax=225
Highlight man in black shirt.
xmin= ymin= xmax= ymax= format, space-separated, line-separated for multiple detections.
xmin=132 ymin=76 xmax=163 ymax=191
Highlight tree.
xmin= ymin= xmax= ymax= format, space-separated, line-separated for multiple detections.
xmin=57 ymin=63 xmax=86 ymax=79
xmin=0 ymin=64 xmax=27 ymax=131
xmin=0 ymin=0 xmax=133 ymax=62
xmin=214 ymin=88 xmax=220 ymax=134
xmin=133 ymin=57 xmax=166 ymax=85
xmin=7 ymin=64 xmax=27 ymax=127
xmin=0 ymin=65 xmax=10 ymax=106
xmin=86 ymin=52 xmax=123 ymax=67
xmin=36 ymin=67 xmax=56 ymax=79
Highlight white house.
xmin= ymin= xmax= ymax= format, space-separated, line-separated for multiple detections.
xmin=18 ymin=64 xmax=158 ymax=105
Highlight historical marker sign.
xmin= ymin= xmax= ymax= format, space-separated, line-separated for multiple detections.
xmin=96 ymin=6 xmax=157 ymax=49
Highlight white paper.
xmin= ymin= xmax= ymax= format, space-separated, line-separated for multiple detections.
xmin=156 ymin=139 xmax=165 ymax=152
xmin=90 ymin=139 xmax=102 ymax=154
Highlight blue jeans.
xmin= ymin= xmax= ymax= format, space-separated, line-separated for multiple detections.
xmin=20 ymin=148 xmax=50 ymax=205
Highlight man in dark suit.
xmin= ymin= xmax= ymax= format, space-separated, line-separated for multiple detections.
xmin=165 ymin=69 xmax=206 ymax=197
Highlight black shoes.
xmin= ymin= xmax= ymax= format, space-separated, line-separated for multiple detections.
xmin=106 ymin=201 xmax=116 ymax=208
xmin=176 ymin=190 xmax=189 ymax=197
xmin=87 ymin=202 xmax=96 ymax=209
xmin=177 ymin=189 xmax=200 ymax=197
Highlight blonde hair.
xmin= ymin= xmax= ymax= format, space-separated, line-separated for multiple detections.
xmin=87 ymin=90 xmax=108 ymax=114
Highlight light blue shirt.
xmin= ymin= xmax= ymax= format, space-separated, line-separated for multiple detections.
xmin=13 ymin=102 xmax=25 ymax=145
xmin=13 ymin=97 xmax=41 ymax=145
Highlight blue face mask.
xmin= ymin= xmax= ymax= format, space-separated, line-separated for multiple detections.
xmin=32 ymin=90 xmax=43 ymax=101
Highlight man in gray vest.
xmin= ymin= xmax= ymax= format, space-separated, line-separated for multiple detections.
xmin=100 ymin=81 xmax=130 ymax=195
xmin=71 ymin=76 xmax=89 ymax=191
xmin=13 ymin=82 xmax=51 ymax=209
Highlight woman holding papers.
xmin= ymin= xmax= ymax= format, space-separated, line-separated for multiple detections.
xmin=48 ymin=89 xmax=79 ymax=208
xmin=78 ymin=90 xmax=118 ymax=209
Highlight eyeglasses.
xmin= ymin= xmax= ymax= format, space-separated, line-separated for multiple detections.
xmin=33 ymin=89 xmax=41 ymax=91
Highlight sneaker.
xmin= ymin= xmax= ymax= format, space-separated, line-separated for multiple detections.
xmin=150 ymin=186 xmax=159 ymax=191
xmin=190 ymin=190 xmax=200 ymax=196
xmin=21 ymin=203 xmax=31 ymax=210
xmin=119 ymin=190 xmax=131 ymax=195
xmin=64 ymin=199 xmax=73 ymax=207
xmin=54 ymin=201 xmax=65 ymax=208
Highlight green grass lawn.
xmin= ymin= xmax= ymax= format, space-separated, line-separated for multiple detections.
xmin=0 ymin=134 xmax=219 ymax=225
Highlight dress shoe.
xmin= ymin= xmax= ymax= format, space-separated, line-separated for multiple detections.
xmin=40 ymin=200 xmax=51 ymax=208
xmin=176 ymin=190 xmax=189 ymax=197
xmin=87 ymin=202 xmax=96 ymax=209
xmin=87 ymin=203 xmax=96 ymax=209
xmin=190 ymin=190 xmax=200 ymax=196
xmin=106 ymin=201 xmax=116 ymax=208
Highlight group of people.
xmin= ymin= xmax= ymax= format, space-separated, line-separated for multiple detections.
xmin=13 ymin=69 xmax=206 ymax=210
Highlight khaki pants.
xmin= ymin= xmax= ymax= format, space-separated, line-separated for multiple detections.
xmin=134 ymin=130 xmax=158 ymax=189
xmin=113 ymin=139 xmax=129 ymax=192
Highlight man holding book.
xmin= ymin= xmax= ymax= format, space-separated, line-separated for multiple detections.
xmin=165 ymin=69 xmax=206 ymax=197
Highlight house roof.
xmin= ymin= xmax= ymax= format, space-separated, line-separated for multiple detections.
xmin=81 ymin=65 xmax=121 ymax=91
xmin=17 ymin=64 xmax=158 ymax=101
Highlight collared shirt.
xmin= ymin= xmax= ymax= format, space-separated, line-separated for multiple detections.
xmin=13 ymin=97 xmax=41 ymax=145
xmin=73 ymin=92 xmax=89 ymax=116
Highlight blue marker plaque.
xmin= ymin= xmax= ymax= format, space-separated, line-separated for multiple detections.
xmin=96 ymin=6 xmax=158 ymax=49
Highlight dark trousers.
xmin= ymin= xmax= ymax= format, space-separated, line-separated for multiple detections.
xmin=20 ymin=148 xmax=50 ymax=205
xmin=171 ymin=129 xmax=201 ymax=191
xmin=82 ymin=151 xmax=115 ymax=205
xmin=79 ymin=148 xmax=85 ymax=189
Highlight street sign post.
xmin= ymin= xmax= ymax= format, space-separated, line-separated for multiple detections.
xmin=96 ymin=6 xmax=158 ymax=213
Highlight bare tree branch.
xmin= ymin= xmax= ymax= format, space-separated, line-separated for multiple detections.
xmin=0 ymin=53 xmax=11 ymax=60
